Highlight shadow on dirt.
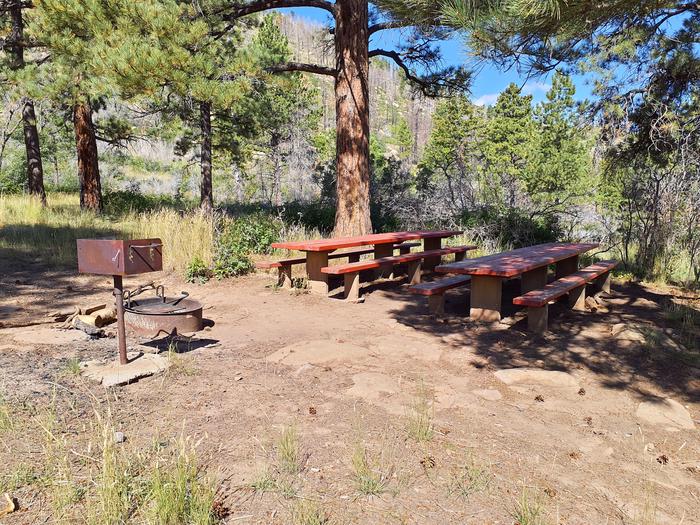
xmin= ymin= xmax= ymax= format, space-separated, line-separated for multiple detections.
xmin=379 ymin=275 xmax=700 ymax=403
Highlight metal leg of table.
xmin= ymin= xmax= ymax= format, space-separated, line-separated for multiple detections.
xmin=470 ymin=275 xmax=503 ymax=322
xmin=521 ymin=266 xmax=548 ymax=293
xmin=423 ymin=237 xmax=441 ymax=271
xmin=555 ymin=255 xmax=579 ymax=279
xmin=305 ymin=251 xmax=329 ymax=295
xmin=374 ymin=243 xmax=394 ymax=279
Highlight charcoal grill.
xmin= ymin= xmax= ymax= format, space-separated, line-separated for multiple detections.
xmin=76 ymin=238 xmax=163 ymax=365
xmin=123 ymin=285 xmax=203 ymax=337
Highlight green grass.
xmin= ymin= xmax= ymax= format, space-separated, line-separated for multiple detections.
xmin=250 ymin=468 xmax=276 ymax=493
xmin=277 ymin=425 xmax=301 ymax=475
xmin=0 ymin=464 xmax=38 ymax=492
xmin=447 ymin=454 xmax=492 ymax=499
xmin=63 ymin=358 xmax=82 ymax=376
xmin=511 ymin=487 xmax=549 ymax=525
xmin=351 ymin=442 xmax=389 ymax=496
xmin=0 ymin=393 xmax=14 ymax=433
xmin=292 ymin=500 xmax=329 ymax=525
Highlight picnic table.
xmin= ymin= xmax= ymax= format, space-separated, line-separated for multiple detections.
xmin=436 ymin=242 xmax=598 ymax=321
xmin=271 ymin=230 xmax=462 ymax=294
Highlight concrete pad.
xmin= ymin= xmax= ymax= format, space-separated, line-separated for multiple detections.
xmin=10 ymin=327 xmax=90 ymax=345
xmin=265 ymin=339 xmax=372 ymax=366
xmin=82 ymin=352 xmax=170 ymax=387
xmin=494 ymin=368 xmax=579 ymax=388
xmin=636 ymin=398 xmax=695 ymax=430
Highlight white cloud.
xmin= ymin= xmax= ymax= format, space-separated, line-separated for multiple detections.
xmin=472 ymin=93 xmax=499 ymax=106
xmin=522 ymin=81 xmax=551 ymax=94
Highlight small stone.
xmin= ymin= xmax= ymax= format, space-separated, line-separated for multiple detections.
xmin=472 ymin=389 xmax=502 ymax=401
xmin=114 ymin=431 xmax=126 ymax=444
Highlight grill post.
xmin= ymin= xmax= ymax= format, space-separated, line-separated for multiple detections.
xmin=113 ymin=275 xmax=128 ymax=365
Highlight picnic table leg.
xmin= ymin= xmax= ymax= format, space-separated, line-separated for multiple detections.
xmin=568 ymin=284 xmax=586 ymax=311
xmin=470 ymin=275 xmax=502 ymax=322
xmin=305 ymin=251 xmax=329 ymax=295
xmin=374 ymin=244 xmax=394 ymax=279
xmin=423 ymin=237 xmax=442 ymax=271
xmin=555 ymin=255 xmax=579 ymax=279
xmin=521 ymin=266 xmax=548 ymax=293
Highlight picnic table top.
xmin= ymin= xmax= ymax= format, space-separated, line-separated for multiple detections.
xmin=436 ymin=242 xmax=598 ymax=278
xmin=271 ymin=230 xmax=463 ymax=252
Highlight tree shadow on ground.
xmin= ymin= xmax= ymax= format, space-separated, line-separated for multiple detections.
xmin=379 ymin=276 xmax=700 ymax=403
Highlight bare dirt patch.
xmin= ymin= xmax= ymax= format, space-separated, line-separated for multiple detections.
xmin=0 ymin=267 xmax=698 ymax=524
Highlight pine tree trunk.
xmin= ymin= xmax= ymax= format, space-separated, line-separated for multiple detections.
xmin=9 ymin=0 xmax=46 ymax=205
xmin=73 ymin=101 xmax=102 ymax=212
xmin=199 ymin=101 xmax=213 ymax=214
xmin=23 ymin=100 xmax=47 ymax=205
xmin=333 ymin=0 xmax=372 ymax=237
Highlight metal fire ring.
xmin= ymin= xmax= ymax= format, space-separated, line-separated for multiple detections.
xmin=124 ymin=294 xmax=203 ymax=337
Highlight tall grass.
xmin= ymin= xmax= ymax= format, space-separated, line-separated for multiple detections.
xmin=0 ymin=193 xmax=214 ymax=271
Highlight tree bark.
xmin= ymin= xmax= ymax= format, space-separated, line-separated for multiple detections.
xmin=333 ymin=0 xmax=372 ymax=236
xmin=199 ymin=101 xmax=214 ymax=214
xmin=73 ymin=101 xmax=102 ymax=212
xmin=9 ymin=0 xmax=46 ymax=205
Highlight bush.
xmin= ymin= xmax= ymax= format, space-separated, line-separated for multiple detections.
xmin=103 ymin=189 xmax=186 ymax=217
xmin=185 ymin=257 xmax=211 ymax=284
xmin=212 ymin=245 xmax=253 ymax=279
xmin=460 ymin=207 xmax=562 ymax=249
xmin=221 ymin=213 xmax=282 ymax=255
xmin=0 ymin=149 xmax=26 ymax=194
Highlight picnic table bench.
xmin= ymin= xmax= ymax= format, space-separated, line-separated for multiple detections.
xmin=437 ymin=242 xmax=600 ymax=323
xmin=271 ymin=230 xmax=463 ymax=295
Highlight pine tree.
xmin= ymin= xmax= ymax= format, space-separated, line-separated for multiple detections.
xmin=527 ymin=71 xmax=592 ymax=206
xmin=480 ymin=83 xmax=534 ymax=209
xmin=0 ymin=0 xmax=46 ymax=205
xmin=222 ymin=1 xmax=470 ymax=236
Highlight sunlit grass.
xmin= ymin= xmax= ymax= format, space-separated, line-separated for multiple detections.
xmin=0 ymin=193 xmax=214 ymax=272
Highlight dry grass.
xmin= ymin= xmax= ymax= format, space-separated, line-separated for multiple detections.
xmin=292 ymin=499 xmax=330 ymax=525
xmin=0 ymin=193 xmax=214 ymax=271
xmin=446 ymin=453 xmax=492 ymax=499
xmin=406 ymin=380 xmax=434 ymax=442
xmin=511 ymin=487 xmax=550 ymax=525
xmin=277 ymin=424 xmax=301 ymax=475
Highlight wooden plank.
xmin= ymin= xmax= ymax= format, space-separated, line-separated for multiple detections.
xmin=408 ymin=275 xmax=471 ymax=296
xmin=272 ymin=230 xmax=463 ymax=252
xmin=436 ymin=242 xmax=599 ymax=278
xmin=513 ymin=260 xmax=618 ymax=307
xmin=321 ymin=245 xmax=476 ymax=275
xmin=255 ymin=242 xmax=421 ymax=269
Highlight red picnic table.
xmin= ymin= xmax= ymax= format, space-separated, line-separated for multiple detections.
xmin=436 ymin=242 xmax=598 ymax=321
xmin=272 ymin=230 xmax=462 ymax=294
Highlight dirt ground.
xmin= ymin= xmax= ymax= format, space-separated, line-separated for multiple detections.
xmin=0 ymin=264 xmax=699 ymax=524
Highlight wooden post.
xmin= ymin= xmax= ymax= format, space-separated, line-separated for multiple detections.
xmin=305 ymin=251 xmax=329 ymax=295
xmin=555 ymin=255 xmax=579 ymax=279
xmin=407 ymin=261 xmax=422 ymax=285
xmin=344 ymin=272 xmax=360 ymax=301
xmin=470 ymin=275 xmax=502 ymax=322
xmin=527 ymin=305 xmax=548 ymax=333
xmin=568 ymin=284 xmax=586 ymax=311
xmin=428 ymin=294 xmax=445 ymax=315
xmin=374 ymin=243 xmax=394 ymax=279
xmin=278 ymin=266 xmax=292 ymax=289
xmin=521 ymin=266 xmax=548 ymax=293
xmin=423 ymin=237 xmax=441 ymax=271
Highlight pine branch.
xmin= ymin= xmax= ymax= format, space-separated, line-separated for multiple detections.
xmin=220 ymin=0 xmax=336 ymax=21
xmin=369 ymin=48 xmax=429 ymax=90
xmin=368 ymin=21 xmax=410 ymax=35
xmin=267 ymin=62 xmax=337 ymax=76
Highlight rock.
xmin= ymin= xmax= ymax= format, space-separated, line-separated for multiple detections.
xmin=114 ymin=431 xmax=126 ymax=444
xmin=494 ymin=368 xmax=579 ymax=388
xmin=636 ymin=398 xmax=695 ymax=430
xmin=82 ymin=352 xmax=170 ymax=387
xmin=293 ymin=363 xmax=318 ymax=377
xmin=265 ymin=339 xmax=372 ymax=366
xmin=9 ymin=326 xmax=90 ymax=345
xmin=472 ymin=389 xmax=502 ymax=401
xmin=611 ymin=323 xmax=646 ymax=342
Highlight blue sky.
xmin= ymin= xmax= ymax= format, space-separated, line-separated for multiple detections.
xmin=277 ymin=7 xmax=594 ymax=105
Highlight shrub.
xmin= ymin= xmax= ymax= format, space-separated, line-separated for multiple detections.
xmin=185 ymin=257 xmax=211 ymax=284
xmin=223 ymin=213 xmax=281 ymax=255
xmin=212 ymin=244 xmax=253 ymax=279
